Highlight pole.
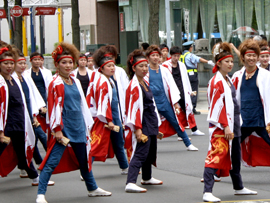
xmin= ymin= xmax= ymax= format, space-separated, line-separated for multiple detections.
xmin=22 ymin=16 xmax=28 ymax=56
xmin=7 ymin=6 xmax=12 ymax=44
xmin=58 ymin=8 xmax=63 ymax=42
xmin=165 ymin=0 xmax=171 ymax=49
xmin=30 ymin=7 xmax=36 ymax=53
xmin=39 ymin=15 xmax=45 ymax=54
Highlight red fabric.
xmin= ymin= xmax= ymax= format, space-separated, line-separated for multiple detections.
xmin=205 ymin=128 xmax=231 ymax=177
xmin=0 ymin=143 xmax=18 ymax=177
xmin=37 ymin=115 xmax=46 ymax=132
xmin=124 ymin=127 xmax=133 ymax=163
xmin=90 ymin=118 xmax=114 ymax=162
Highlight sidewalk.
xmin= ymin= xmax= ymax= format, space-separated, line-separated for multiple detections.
xmin=196 ymin=87 xmax=208 ymax=114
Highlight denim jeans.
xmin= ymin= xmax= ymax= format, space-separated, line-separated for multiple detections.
xmin=37 ymin=142 xmax=98 ymax=195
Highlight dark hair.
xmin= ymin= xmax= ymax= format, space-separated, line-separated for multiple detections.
xmin=159 ymin=44 xmax=169 ymax=51
xmin=101 ymin=45 xmax=118 ymax=59
xmin=170 ymin=46 xmax=182 ymax=55
xmin=30 ymin=52 xmax=41 ymax=59
xmin=92 ymin=47 xmax=113 ymax=67
xmin=183 ymin=45 xmax=192 ymax=51
xmin=86 ymin=53 xmax=93 ymax=58
xmin=52 ymin=42 xmax=80 ymax=68
xmin=141 ymin=43 xmax=149 ymax=51
xmin=212 ymin=42 xmax=233 ymax=63
xmin=257 ymin=40 xmax=268 ymax=51
xmin=79 ymin=53 xmax=86 ymax=58
xmin=145 ymin=45 xmax=161 ymax=57
xmin=260 ymin=34 xmax=267 ymax=41
xmin=127 ymin=49 xmax=147 ymax=80
xmin=239 ymin=39 xmax=260 ymax=62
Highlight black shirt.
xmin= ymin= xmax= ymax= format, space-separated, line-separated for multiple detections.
xmin=77 ymin=71 xmax=89 ymax=97
xmin=6 ymin=78 xmax=25 ymax=132
xmin=172 ymin=63 xmax=185 ymax=100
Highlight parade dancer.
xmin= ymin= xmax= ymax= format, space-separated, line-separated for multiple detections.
xmin=72 ymin=53 xmax=93 ymax=97
xmin=86 ymin=53 xmax=96 ymax=71
xmin=159 ymin=44 xmax=170 ymax=63
xmin=232 ymin=39 xmax=270 ymax=168
xmin=125 ymin=49 xmax=162 ymax=193
xmin=203 ymin=42 xmax=257 ymax=202
xmin=257 ymin=40 xmax=270 ymax=71
xmin=36 ymin=42 xmax=111 ymax=203
xmin=89 ymin=48 xmax=129 ymax=174
xmin=144 ymin=45 xmax=198 ymax=151
xmin=162 ymin=46 xmax=205 ymax=139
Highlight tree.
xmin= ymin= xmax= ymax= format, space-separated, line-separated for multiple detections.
xmin=147 ymin=0 xmax=160 ymax=45
xmin=14 ymin=0 xmax=23 ymax=50
xmin=71 ymin=0 xmax=80 ymax=50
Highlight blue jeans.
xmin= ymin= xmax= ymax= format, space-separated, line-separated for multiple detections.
xmin=159 ymin=103 xmax=191 ymax=147
xmin=37 ymin=142 xmax=98 ymax=195
xmin=33 ymin=126 xmax=47 ymax=164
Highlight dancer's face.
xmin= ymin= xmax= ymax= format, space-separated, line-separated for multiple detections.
xmin=217 ymin=57 xmax=234 ymax=74
xmin=56 ymin=56 xmax=74 ymax=77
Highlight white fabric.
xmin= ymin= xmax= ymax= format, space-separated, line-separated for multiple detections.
xmin=0 ymin=75 xmax=8 ymax=132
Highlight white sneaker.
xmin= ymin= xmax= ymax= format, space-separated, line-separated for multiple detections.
xmin=141 ymin=177 xmax=163 ymax=185
xmin=177 ymin=137 xmax=191 ymax=141
xmin=36 ymin=194 xmax=48 ymax=203
xmin=187 ymin=144 xmax=198 ymax=151
xmin=125 ymin=183 xmax=147 ymax=193
xmin=191 ymin=129 xmax=205 ymax=136
xmin=234 ymin=187 xmax=257 ymax=195
xmin=80 ymin=175 xmax=84 ymax=181
xmin=20 ymin=170 xmax=28 ymax=178
xmin=203 ymin=192 xmax=221 ymax=202
xmin=32 ymin=176 xmax=55 ymax=186
xmin=121 ymin=168 xmax=128 ymax=175
xmin=88 ymin=187 xmax=112 ymax=197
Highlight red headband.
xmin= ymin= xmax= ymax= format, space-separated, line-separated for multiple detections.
xmin=88 ymin=57 xmax=93 ymax=59
xmin=161 ymin=47 xmax=169 ymax=51
xmin=149 ymin=51 xmax=160 ymax=56
xmin=17 ymin=58 xmax=26 ymax=62
xmin=104 ymin=53 xmax=113 ymax=57
xmin=100 ymin=60 xmax=115 ymax=69
xmin=0 ymin=47 xmax=9 ymax=55
xmin=212 ymin=55 xmax=234 ymax=73
xmin=79 ymin=56 xmax=87 ymax=59
xmin=245 ymin=51 xmax=256 ymax=55
xmin=0 ymin=58 xmax=15 ymax=63
xmin=260 ymin=51 xmax=270 ymax=55
xmin=132 ymin=59 xmax=148 ymax=67
xmin=30 ymin=55 xmax=42 ymax=61
xmin=56 ymin=56 xmax=74 ymax=63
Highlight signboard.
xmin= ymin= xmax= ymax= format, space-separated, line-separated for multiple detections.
xmin=36 ymin=7 xmax=56 ymax=15
xmin=10 ymin=5 xmax=23 ymax=17
xmin=184 ymin=9 xmax=189 ymax=39
xmin=120 ymin=12 xmax=125 ymax=32
xmin=0 ymin=8 xmax=29 ymax=18
xmin=119 ymin=0 xmax=129 ymax=6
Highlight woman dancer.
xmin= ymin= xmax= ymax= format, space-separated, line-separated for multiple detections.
xmin=36 ymin=42 xmax=111 ymax=203
xmin=125 ymin=49 xmax=162 ymax=193
xmin=203 ymin=42 xmax=256 ymax=202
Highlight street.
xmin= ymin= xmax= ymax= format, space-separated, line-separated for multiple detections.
xmin=1 ymin=88 xmax=270 ymax=203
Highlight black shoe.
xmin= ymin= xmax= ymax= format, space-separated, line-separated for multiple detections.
xmin=193 ymin=109 xmax=201 ymax=115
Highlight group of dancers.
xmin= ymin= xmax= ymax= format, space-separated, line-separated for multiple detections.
xmin=0 ymin=37 xmax=269 ymax=203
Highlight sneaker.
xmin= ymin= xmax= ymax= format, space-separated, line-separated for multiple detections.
xmin=20 ymin=170 xmax=28 ymax=178
xmin=203 ymin=192 xmax=221 ymax=202
xmin=191 ymin=129 xmax=205 ymax=136
xmin=88 ymin=187 xmax=112 ymax=197
xmin=234 ymin=187 xmax=257 ymax=195
xmin=177 ymin=137 xmax=191 ymax=141
xmin=187 ymin=144 xmax=198 ymax=151
xmin=32 ymin=176 xmax=55 ymax=186
xmin=193 ymin=109 xmax=201 ymax=115
xmin=80 ymin=175 xmax=84 ymax=181
xmin=141 ymin=177 xmax=163 ymax=185
xmin=121 ymin=168 xmax=128 ymax=175
xmin=125 ymin=183 xmax=147 ymax=193
xmin=200 ymin=175 xmax=221 ymax=182
xmin=36 ymin=194 xmax=48 ymax=203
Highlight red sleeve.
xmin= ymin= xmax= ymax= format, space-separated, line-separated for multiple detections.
xmin=53 ymin=126 xmax=61 ymax=132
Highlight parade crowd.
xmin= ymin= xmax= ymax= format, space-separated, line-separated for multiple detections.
xmin=0 ymin=36 xmax=269 ymax=203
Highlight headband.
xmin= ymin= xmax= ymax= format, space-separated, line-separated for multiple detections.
xmin=260 ymin=51 xmax=270 ymax=55
xmin=79 ymin=56 xmax=87 ymax=59
xmin=87 ymin=57 xmax=93 ymax=59
xmin=132 ymin=59 xmax=148 ymax=67
xmin=212 ymin=55 xmax=233 ymax=73
xmin=56 ymin=56 xmax=74 ymax=63
xmin=244 ymin=51 xmax=256 ymax=55
xmin=98 ymin=60 xmax=115 ymax=73
xmin=0 ymin=58 xmax=15 ymax=63
xmin=104 ymin=53 xmax=113 ymax=57
xmin=0 ymin=47 xmax=9 ymax=55
xmin=17 ymin=58 xmax=26 ymax=62
xmin=161 ymin=47 xmax=169 ymax=51
xmin=149 ymin=51 xmax=160 ymax=56
xmin=30 ymin=55 xmax=43 ymax=61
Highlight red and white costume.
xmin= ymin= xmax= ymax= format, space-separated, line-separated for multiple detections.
xmin=206 ymin=71 xmax=234 ymax=177
xmin=0 ymin=75 xmax=36 ymax=177
xmin=125 ymin=75 xmax=161 ymax=162
xmin=39 ymin=74 xmax=94 ymax=173
xmin=162 ymin=59 xmax=196 ymax=128
xmin=143 ymin=65 xmax=184 ymax=137
xmin=232 ymin=67 xmax=270 ymax=167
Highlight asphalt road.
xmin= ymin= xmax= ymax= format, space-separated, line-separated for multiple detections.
xmin=1 ymin=89 xmax=270 ymax=203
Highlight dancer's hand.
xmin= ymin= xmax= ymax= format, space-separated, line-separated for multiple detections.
xmin=174 ymin=103 xmax=180 ymax=115
xmin=107 ymin=122 xmax=115 ymax=131
xmin=224 ymin=126 xmax=234 ymax=140
xmin=0 ymin=131 xmax=5 ymax=143
xmin=135 ymin=129 xmax=142 ymax=143
xmin=55 ymin=131 xmax=64 ymax=144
